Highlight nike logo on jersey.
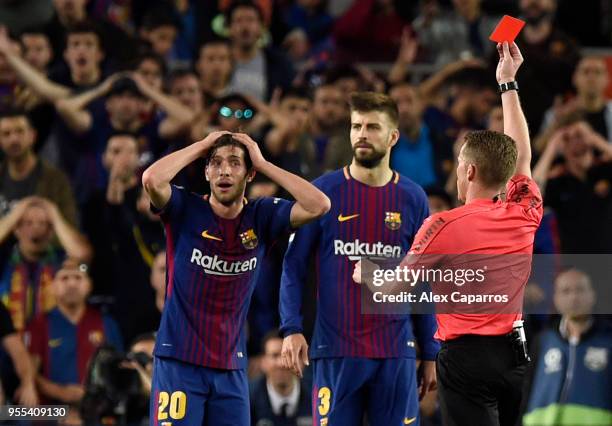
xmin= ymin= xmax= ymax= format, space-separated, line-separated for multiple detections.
xmin=338 ymin=213 xmax=360 ymax=222
xmin=404 ymin=417 xmax=416 ymax=425
xmin=48 ymin=338 xmax=62 ymax=348
xmin=201 ymin=230 xmax=223 ymax=241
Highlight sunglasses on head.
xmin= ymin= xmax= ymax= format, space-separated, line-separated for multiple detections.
xmin=219 ymin=106 xmax=254 ymax=120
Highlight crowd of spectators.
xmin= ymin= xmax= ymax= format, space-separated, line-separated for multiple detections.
xmin=0 ymin=0 xmax=610 ymax=424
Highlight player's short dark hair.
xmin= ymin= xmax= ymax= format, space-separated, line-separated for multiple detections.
xmin=261 ymin=330 xmax=282 ymax=353
xmin=349 ymin=92 xmax=399 ymax=128
xmin=206 ymin=133 xmax=253 ymax=171
xmin=462 ymin=130 xmax=517 ymax=188
xmin=65 ymin=21 xmax=104 ymax=51
xmin=0 ymin=110 xmax=33 ymax=127
xmin=225 ymin=0 xmax=264 ymax=25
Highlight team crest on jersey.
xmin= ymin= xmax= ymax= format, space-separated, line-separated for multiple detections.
xmin=240 ymin=229 xmax=258 ymax=249
xmin=584 ymin=347 xmax=608 ymax=372
xmin=89 ymin=330 xmax=104 ymax=346
xmin=384 ymin=211 xmax=402 ymax=230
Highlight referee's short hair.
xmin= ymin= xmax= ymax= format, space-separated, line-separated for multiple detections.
xmin=463 ymin=130 xmax=517 ymax=188
xmin=349 ymin=92 xmax=399 ymax=128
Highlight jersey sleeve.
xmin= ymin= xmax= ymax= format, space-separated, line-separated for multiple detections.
xmin=410 ymin=313 xmax=440 ymax=361
xmin=256 ymin=197 xmax=295 ymax=243
xmin=102 ymin=315 xmax=124 ymax=352
xmin=150 ymin=185 xmax=189 ymax=224
xmin=279 ymin=220 xmax=320 ymax=337
xmin=506 ymin=175 xmax=544 ymax=224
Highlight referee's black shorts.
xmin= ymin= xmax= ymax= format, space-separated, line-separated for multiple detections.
xmin=436 ymin=334 xmax=526 ymax=426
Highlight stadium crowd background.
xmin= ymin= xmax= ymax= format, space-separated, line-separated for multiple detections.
xmin=0 ymin=0 xmax=610 ymax=424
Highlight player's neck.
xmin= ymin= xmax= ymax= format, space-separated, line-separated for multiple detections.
xmin=209 ymin=194 xmax=245 ymax=219
xmin=349 ymin=162 xmax=393 ymax=187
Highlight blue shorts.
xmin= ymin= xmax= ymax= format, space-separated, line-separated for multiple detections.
xmin=312 ymin=357 xmax=419 ymax=426
xmin=150 ymin=356 xmax=249 ymax=426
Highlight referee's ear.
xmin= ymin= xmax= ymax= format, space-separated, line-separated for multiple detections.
xmin=467 ymin=163 xmax=476 ymax=182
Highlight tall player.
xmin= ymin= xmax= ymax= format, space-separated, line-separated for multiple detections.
xmin=142 ymin=131 xmax=330 ymax=425
xmin=280 ymin=93 xmax=439 ymax=425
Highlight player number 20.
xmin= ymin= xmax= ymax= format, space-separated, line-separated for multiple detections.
xmin=158 ymin=391 xmax=187 ymax=420
xmin=318 ymin=387 xmax=331 ymax=416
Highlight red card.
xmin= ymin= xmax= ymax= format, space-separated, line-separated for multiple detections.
xmin=489 ymin=15 xmax=526 ymax=43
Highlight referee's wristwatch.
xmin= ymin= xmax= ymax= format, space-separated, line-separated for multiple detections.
xmin=499 ymin=80 xmax=519 ymax=93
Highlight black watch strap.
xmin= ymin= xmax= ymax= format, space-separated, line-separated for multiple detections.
xmin=499 ymin=81 xmax=519 ymax=93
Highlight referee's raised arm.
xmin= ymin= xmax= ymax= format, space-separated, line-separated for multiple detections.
xmin=496 ymin=41 xmax=531 ymax=178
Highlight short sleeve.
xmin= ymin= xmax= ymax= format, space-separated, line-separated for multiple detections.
xmin=150 ymin=185 xmax=189 ymax=224
xmin=255 ymin=197 xmax=295 ymax=242
xmin=506 ymin=175 xmax=544 ymax=223
xmin=0 ymin=303 xmax=15 ymax=340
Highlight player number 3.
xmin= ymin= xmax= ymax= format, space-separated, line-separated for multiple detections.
xmin=318 ymin=387 xmax=331 ymax=416
xmin=158 ymin=391 xmax=187 ymax=421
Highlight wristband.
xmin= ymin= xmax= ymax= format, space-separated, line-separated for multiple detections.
xmin=499 ymin=81 xmax=519 ymax=93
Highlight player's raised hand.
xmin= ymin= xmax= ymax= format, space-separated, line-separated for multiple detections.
xmin=197 ymin=130 xmax=230 ymax=152
xmin=496 ymin=41 xmax=523 ymax=83
xmin=281 ymin=333 xmax=309 ymax=378
xmin=232 ymin=132 xmax=267 ymax=170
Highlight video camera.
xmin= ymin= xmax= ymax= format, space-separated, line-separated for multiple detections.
xmin=80 ymin=345 xmax=151 ymax=425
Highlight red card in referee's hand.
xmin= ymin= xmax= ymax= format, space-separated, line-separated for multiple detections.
xmin=489 ymin=15 xmax=526 ymax=43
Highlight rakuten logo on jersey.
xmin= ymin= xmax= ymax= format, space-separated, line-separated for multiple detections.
xmin=333 ymin=239 xmax=402 ymax=260
xmin=190 ymin=249 xmax=257 ymax=276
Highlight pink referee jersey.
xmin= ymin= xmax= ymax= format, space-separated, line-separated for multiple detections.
xmin=405 ymin=174 xmax=543 ymax=340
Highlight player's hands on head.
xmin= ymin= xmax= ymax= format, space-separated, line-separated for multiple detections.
xmin=281 ymin=333 xmax=309 ymax=378
xmin=496 ymin=41 xmax=523 ymax=84
xmin=232 ymin=133 xmax=267 ymax=170
xmin=197 ymin=130 xmax=231 ymax=152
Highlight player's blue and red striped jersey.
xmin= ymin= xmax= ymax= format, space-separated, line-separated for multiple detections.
xmin=26 ymin=307 xmax=123 ymax=388
xmin=153 ymin=185 xmax=293 ymax=369
xmin=280 ymin=167 xmax=440 ymax=360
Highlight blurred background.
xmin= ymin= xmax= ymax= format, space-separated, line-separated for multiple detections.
xmin=0 ymin=0 xmax=610 ymax=424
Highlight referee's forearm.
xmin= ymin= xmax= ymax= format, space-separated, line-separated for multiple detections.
xmin=501 ymin=89 xmax=531 ymax=175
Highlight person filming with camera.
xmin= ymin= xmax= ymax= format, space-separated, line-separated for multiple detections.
xmin=25 ymin=258 xmax=123 ymax=424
